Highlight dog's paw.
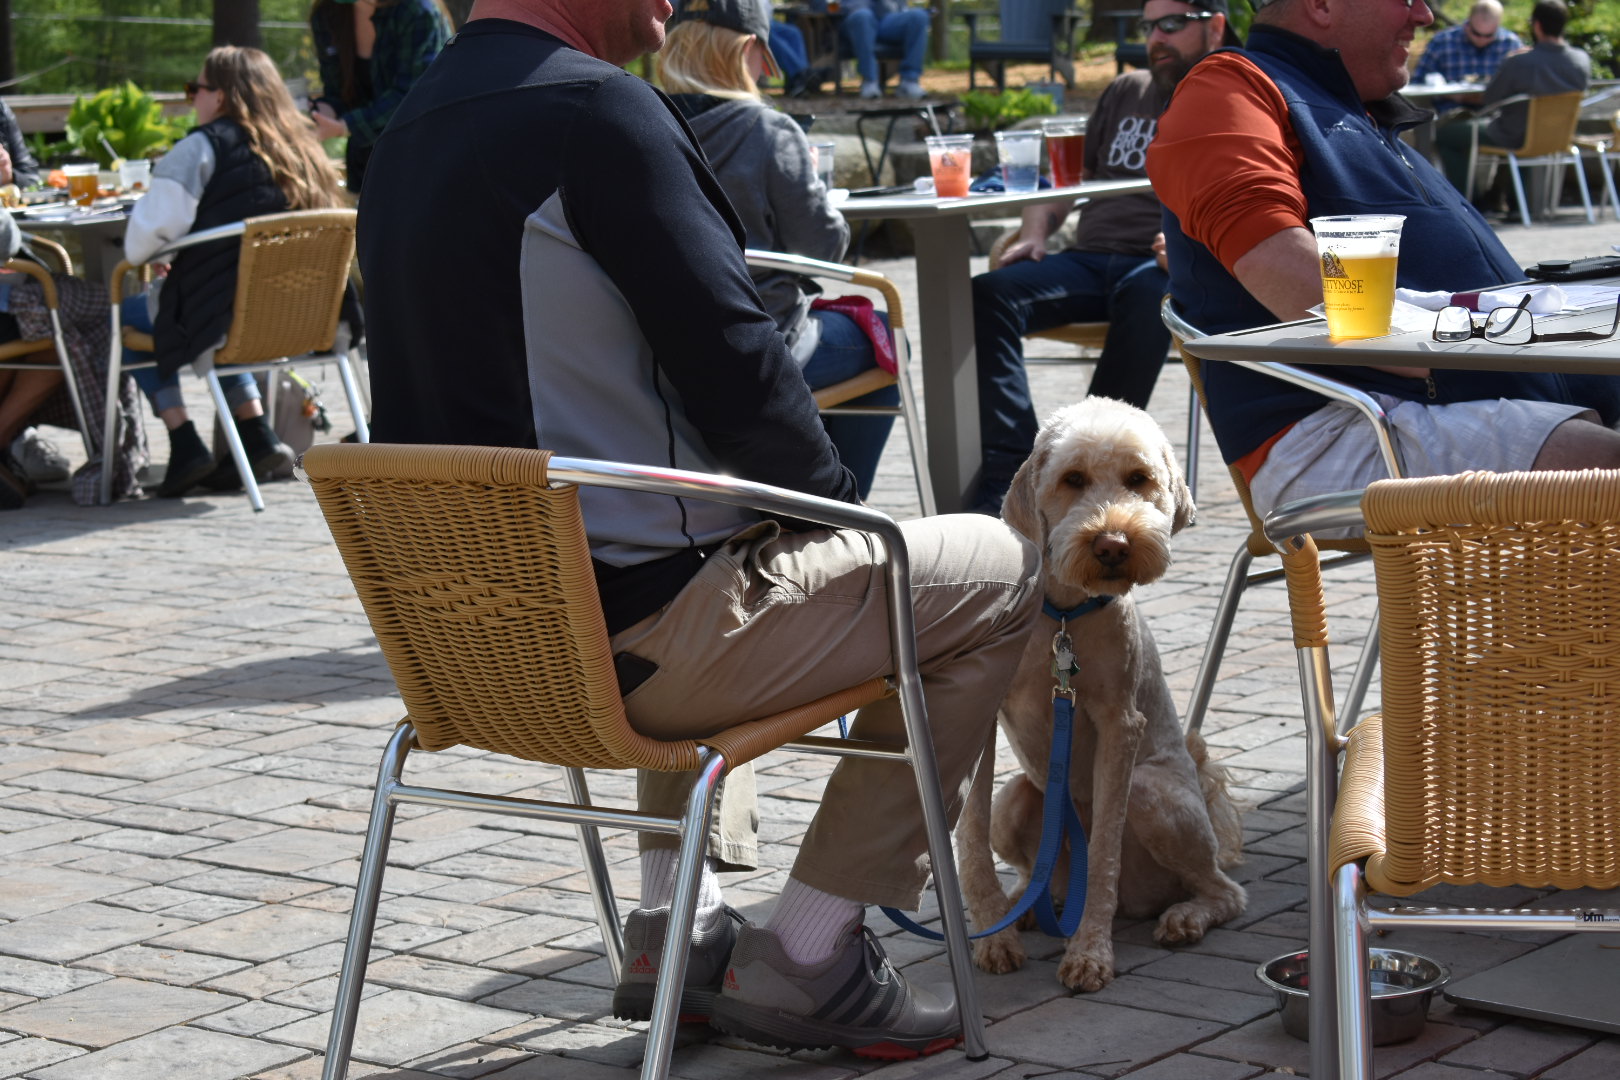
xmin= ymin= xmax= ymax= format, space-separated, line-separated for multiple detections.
xmin=1057 ymin=937 xmax=1114 ymax=992
xmin=972 ymin=930 xmax=1027 ymax=975
xmin=1154 ymin=900 xmax=1217 ymax=945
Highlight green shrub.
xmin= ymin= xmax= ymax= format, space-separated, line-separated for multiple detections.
xmin=66 ymin=82 xmax=190 ymax=168
xmin=960 ymin=87 xmax=1059 ymax=133
xmin=1567 ymin=1 xmax=1619 ymax=79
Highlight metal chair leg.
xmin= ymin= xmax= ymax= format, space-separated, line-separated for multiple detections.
xmin=565 ymin=767 xmax=625 ymax=982
xmin=322 ymin=723 xmax=414 ymax=1080
xmin=1184 ymin=543 xmax=1255 ymax=734
xmin=208 ymin=368 xmax=265 ymax=512
xmin=99 ymin=305 xmax=126 ymax=505
xmin=336 ymin=353 xmax=371 ymax=444
xmin=639 ymin=750 xmax=727 ymax=1080
xmin=1507 ymin=154 xmax=1532 ymax=227
xmin=893 ymin=359 xmax=935 ymax=517
xmin=1334 ymin=862 xmax=1374 ymax=1080
xmin=1183 ymin=384 xmax=1201 ymax=506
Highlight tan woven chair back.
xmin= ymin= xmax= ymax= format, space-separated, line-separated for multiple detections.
xmin=1500 ymin=90 xmax=1584 ymax=158
xmin=1362 ymin=469 xmax=1620 ymax=894
xmin=301 ymin=442 xmax=703 ymax=770
xmin=213 ymin=210 xmax=356 ymax=369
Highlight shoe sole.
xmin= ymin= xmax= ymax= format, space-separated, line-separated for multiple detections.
xmin=611 ymin=983 xmax=719 ymax=1024
xmin=708 ymin=998 xmax=960 ymax=1058
xmin=157 ymin=455 xmax=219 ymax=498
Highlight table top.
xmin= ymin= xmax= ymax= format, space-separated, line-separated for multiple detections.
xmin=835 ymin=177 xmax=1150 ymax=220
xmin=15 ymin=200 xmax=132 ymax=228
xmin=1402 ymin=80 xmax=1482 ymax=100
xmin=1184 ymin=277 xmax=1620 ymax=374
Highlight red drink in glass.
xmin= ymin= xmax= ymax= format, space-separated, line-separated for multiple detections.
xmin=1042 ymin=117 xmax=1088 ymax=188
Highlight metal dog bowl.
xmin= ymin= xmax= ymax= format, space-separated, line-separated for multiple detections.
xmin=1257 ymin=948 xmax=1449 ymax=1045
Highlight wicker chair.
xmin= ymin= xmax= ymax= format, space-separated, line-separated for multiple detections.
xmin=989 ymin=230 xmax=1204 ymax=500
xmin=1162 ymin=296 xmax=1400 ymax=736
xmin=101 ymin=209 xmax=369 ymax=510
xmin=300 ymin=442 xmax=987 ymax=1080
xmin=0 ymin=234 xmax=93 ymax=460
xmin=1266 ymin=471 xmax=1620 ymax=1079
xmin=1467 ymin=90 xmax=1594 ymax=228
xmin=745 ymin=249 xmax=935 ymax=515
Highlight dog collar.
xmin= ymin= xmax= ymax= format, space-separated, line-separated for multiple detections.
xmin=1043 ymin=595 xmax=1113 ymax=622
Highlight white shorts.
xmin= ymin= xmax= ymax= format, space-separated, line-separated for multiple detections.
xmin=1249 ymin=394 xmax=1594 ymax=536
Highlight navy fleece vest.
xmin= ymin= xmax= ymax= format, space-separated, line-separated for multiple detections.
xmin=152 ymin=118 xmax=287 ymax=377
xmin=1163 ymin=27 xmax=1620 ymax=463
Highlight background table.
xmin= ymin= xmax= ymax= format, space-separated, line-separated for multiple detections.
xmin=17 ymin=203 xmax=131 ymax=283
xmin=839 ymin=177 xmax=1153 ymax=510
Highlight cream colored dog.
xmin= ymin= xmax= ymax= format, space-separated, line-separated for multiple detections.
xmin=958 ymin=397 xmax=1246 ymax=992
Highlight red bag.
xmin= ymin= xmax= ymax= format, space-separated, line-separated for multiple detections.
xmin=810 ymin=295 xmax=898 ymax=375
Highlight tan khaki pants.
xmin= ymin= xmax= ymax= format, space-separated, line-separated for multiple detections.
xmin=611 ymin=513 xmax=1041 ymax=910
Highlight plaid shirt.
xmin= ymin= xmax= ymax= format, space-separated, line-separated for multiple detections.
xmin=1412 ymin=23 xmax=1524 ymax=85
xmin=313 ymin=0 xmax=451 ymax=147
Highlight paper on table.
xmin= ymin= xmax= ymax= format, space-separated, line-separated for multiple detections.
xmin=1396 ymin=284 xmax=1567 ymax=313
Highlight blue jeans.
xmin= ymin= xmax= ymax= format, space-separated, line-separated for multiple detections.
xmin=769 ymin=21 xmax=808 ymax=80
xmin=971 ymin=249 xmax=1169 ymax=498
xmin=123 ymin=293 xmax=258 ymax=416
xmin=801 ymin=308 xmax=898 ymax=499
xmin=840 ymin=8 xmax=930 ymax=83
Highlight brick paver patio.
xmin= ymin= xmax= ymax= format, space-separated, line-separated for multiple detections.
xmin=3 ymin=216 xmax=1618 ymax=1079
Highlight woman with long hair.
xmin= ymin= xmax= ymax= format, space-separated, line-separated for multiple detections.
xmin=309 ymin=0 xmax=453 ymax=192
xmin=662 ymin=1 xmax=896 ymax=498
xmin=121 ymin=45 xmax=347 ymax=498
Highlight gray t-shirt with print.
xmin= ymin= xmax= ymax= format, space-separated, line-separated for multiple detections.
xmin=1073 ymin=69 xmax=1168 ymax=257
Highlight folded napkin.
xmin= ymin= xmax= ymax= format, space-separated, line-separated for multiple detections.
xmin=1396 ymin=284 xmax=1567 ymax=313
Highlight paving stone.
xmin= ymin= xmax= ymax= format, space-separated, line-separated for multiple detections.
xmin=364 ymin=954 xmax=528 ymax=1001
xmin=268 ymin=988 xmax=531 ymax=1066
xmin=192 ymin=999 xmax=316 ymax=1036
xmin=1545 ymin=1037 xmax=1620 ymax=1079
xmin=27 ymin=720 xmax=188 ymax=755
xmin=1087 ymin=972 xmax=1275 ymax=1026
xmin=371 ymin=921 xmax=463 ymax=953
xmin=75 ymin=826 xmax=222 ymax=857
xmin=164 ymin=867 xmax=333 ymax=903
xmin=203 ymin=943 xmax=357 ymax=999
xmin=1438 ymin=1020 xmax=1596 ymax=1074
xmin=74 ymin=940 xmax=253 ymax=984
xmin=397 ymin=1041 xmax=534 ymax=1078
xmin=0 ymin=977 xmax=238 ymax=1046
xmin=474 ymin=977 xmax=616 ymax=1022
xmin=414 ymin=914 xmax=596 ymax=965
xmin=150 ymin=903 xmax=354 ymax=962
xmin=0 ymin=1037 xmax=88 ymax=1075
xmin=183 ymin=828 xmax=362 ymax=873
xmin=484 ymin=1017 xmax=646 ymax=1068
xmin=984 ymin=997 xmax=1224 ymax=1075
xmin=0 ymin=902 xmax=192 ymax=963
xmin=665 ymin=1042 xmax=862 ymax=1080
xmin=29 ymin=1025 xmax=307 ymax=1080
xmin=0 ymin=956 xmax=111 ymax=998
xmin=476 ymin=1053 xmax=639 ymax=1080
xmin=376 ymin=896 xmax=528 ymax=933
xmin=163 ymin=774 xmax=345 ymax=815
xmin=0 ymin=866 xmax=139 ymax=919
xmin=1103 ymin=1054 xmax=1264 ymax=1080
xmin=1196 ymin=1014 xmax=1478 ymax=1077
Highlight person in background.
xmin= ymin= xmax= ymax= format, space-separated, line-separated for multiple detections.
xmin=818 ymin=0 xmax=929 ymax=100
xmin=357 ymin=0 xmax=1039 ymax=1057
xmin=0 ymin=101 xmax=42 ymax=189
xmin=966 ymin=0 xmax=1235 ymax=516
xmin=664 ymin=0 xmax=895 ymax=498
xmin=1435 ymin=0 xmax=1589 ymax=199
xmin=1147 ymin=0 xmax=1620 ymax=529
xmin=1411 ymin=0 xmax=1521 ymax=114
xmin=121 ymin=46 xmax=347 ymax=498
xmin=309 ymin=0 xmax=453 ymax=191
xmin=756 ymin=0 xmax=810 ymax=95
xmin=0 ymin=209 xmax=64 ymax=508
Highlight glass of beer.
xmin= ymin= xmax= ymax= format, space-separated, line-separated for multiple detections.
xmin=925 ymin=134 xmax=974 ymax=198
xmin=63 ymin=162 xmax=98 ymax=208
xmin=1042 ymin=116 xmax=1087 ymax=187
xmin=1309 ymin=215 xmax=1406 ymax=340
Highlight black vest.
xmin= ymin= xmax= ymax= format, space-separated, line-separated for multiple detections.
xmin=152 ymin=118 xmax=288 ymax=376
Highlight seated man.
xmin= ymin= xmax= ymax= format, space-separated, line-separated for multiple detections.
xmin=825 ymin=0 xmax=930 ymax=99
xmin=968 ymin=0 xmax=1237 ymax=516
xmin=1411 ymin=0 xmax=1522 ymax=114
xmin=1435 ymin=0 xmax=1590 ymax=197
xmin=1147 ymin=0 xmax=1620 ymax=524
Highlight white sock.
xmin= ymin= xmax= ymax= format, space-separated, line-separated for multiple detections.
xmin=765 ymin=876 xmax=865 ymax=965
xmin=639 ymin=849 xmax=724 ymax=932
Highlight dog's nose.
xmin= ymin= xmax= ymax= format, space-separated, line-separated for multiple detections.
xmin=1093 ymin=533 xmax=1130 ymax=567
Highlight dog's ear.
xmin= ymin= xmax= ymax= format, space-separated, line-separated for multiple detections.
xmin=1001 ymin=441 xmax=1050 ymax=544
xmin=1163 ymin=438 xmax=1196 ymax=534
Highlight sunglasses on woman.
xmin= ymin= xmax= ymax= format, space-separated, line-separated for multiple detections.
xmin=184 ymin=81 xmax=216 ymax=103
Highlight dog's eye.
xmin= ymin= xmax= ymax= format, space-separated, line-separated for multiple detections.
xmin=1126 ymin=472 xmax=1150 ymax=488
xmin=1062 ymin=471 xmax=1085 ymax=489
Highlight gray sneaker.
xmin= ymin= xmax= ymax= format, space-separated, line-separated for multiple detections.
xmin=709 ymin=919 xmax=960 ymax=1060
xmin=8 ymin=427 xmax=69 ymax=484
xmin=611 ymin=905 xmax=741 ymax=1023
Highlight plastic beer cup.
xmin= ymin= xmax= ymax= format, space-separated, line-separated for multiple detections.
xmin=925 ymin=134 xmax=974 ymax=198
xmin=1042 ymin=116 xmax=1087 ymax=187
xmin=994 ymin=129 xmax=1043 ymax=193
xmin=810 ymin=141 xmax=836 ymax=191
xmin=1310 ymin=215 xmax=1405 ymax=340
xmin=63 ymin=162 xmax=98 ymax=207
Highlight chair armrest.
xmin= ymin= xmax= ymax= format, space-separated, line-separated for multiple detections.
xmin=20 ymin=233 xmax=72 ymax=276
xmin=1471 ymin=92 xmax=1531 ymax=122
xmin=1328 ymin=713 xmax=1389 ymax=877
xmin=744 ymin=248 xmax=906 ymax=332
xmin=141 ymin=220 xmax=246 ymax=265
xmin=1262 ymin=488 xmax=1367 ymax=548
xmin=5 ymin=257 xmax=57 ymax=309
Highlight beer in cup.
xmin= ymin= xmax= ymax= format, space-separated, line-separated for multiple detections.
xmin=994 ymin=129 xmax=1043 ymax=194
xmin=925 ymin=134 xmax=974 ymax=198
xmin=63 ymin=162 xmax=98 ymax=207
xmin=1042 ymin=116 xmax=1087 ymax=187
xmin=1309 ymin=215 xmax=1405 ymax=340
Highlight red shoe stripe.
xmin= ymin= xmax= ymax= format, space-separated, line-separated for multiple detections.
xmin=852 ymin=1035 xmax=962 ymax=1062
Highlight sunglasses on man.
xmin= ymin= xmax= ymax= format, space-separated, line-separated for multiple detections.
xmin=1137 ymin=12 xmax=1215 ymax=36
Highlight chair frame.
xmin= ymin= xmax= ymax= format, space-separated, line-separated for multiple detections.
xmin=0 ymin=234 xmax=93 ymax=461
xmin=1573 ymin=101 xmax=1620 ymax=222
xmin=1466 ymin=90 xmax=1595 ymax=228
xmin=959 ymin=0 xmax=1082 ymax=93
xmin=745 ymin=249 xmax=936 ymax=515
xmin=101 ymin=210 xmax=370 ymax=510
xmin=303 ymin=445 xmax=987 ymax=1080
xmin=1266 ymin=476 xmax=1620 ymax=1080
xmin=1162 ymin=296 xmax=1399 ymax=737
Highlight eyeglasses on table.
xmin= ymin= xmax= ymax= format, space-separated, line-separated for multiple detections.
xmin=1433 ymin=295 xmax=1620 ymax=346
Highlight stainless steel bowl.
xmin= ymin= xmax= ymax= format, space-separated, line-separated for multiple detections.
xmin=1256 ymin=948 xmax=1450 ymax=1045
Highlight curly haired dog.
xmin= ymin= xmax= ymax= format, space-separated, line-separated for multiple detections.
xmin=957 ymin=397 xmax=1246 ymax=992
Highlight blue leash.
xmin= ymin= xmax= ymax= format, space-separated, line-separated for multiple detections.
xmin=881 ymin=596 xmax=1112 ymax=941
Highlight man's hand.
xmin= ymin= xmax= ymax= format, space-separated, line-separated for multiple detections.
xmin=1152 ymin=232 xmax=1167 ymax=271
xmin=998 ymin=236 xmax=1046 ymax=266
xmin=0 ymin=146 xmax=13 ymax=187
xmin=311 ymin=103 xmax=348 ymax=142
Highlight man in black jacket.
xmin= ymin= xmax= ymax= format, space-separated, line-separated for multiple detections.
xmin=358 ymin=0 xmax=1039 ymax=1058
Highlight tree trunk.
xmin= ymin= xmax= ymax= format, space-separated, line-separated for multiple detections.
xmin=0 ymin=0 xmax=14 ymax=86
xmin=214 ymin=0 xmax=263 ymax=49
xmin=932 ymin=0 xmax=950 ymax=63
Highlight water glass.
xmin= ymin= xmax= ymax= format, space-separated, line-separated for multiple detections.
xmin=810 ymin=141 xmax=836 ymax=191
xmin=993 ymin=130 xmax=1043 ymax=193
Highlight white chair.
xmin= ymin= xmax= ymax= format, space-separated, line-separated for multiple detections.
xmin=745 ymin=249 xmax=935 ymax=515
xmin=102 ymin=209 xmax=369 ymax=510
